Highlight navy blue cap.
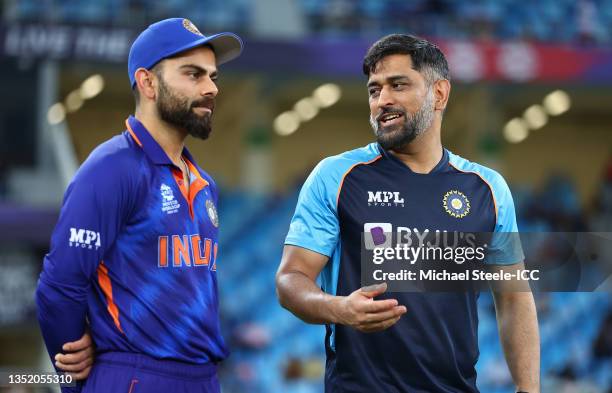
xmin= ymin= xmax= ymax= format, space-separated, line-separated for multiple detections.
xmin=128 ymin=18 xmax=243 ymax=87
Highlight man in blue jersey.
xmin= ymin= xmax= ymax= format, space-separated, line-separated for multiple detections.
xmin=36 ymin=18 xmax=242 ymax=393
xmin=276 ymin=34 xmax=540 ymax=393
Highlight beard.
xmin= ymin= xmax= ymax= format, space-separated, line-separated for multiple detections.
xmin=156 ymin=76 xmax=215 ymax=140
xmin=369 ymin=88 xmax=435 ymax=150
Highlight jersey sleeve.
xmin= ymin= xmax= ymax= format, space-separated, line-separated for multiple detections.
xmin=35 ymin=151 xmax=137 ymax=388
xmin=285 ymin=160 xmax=340 ymax=258
xmin=485 ymin=174 xmax=524 ymax=265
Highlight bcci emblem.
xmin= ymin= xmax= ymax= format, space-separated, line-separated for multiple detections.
xmin=443 ymin=190 xmax=470 ymax=218
xmin=206 ymin=199 xmax=219 ymax=228
xmin=183 ymin=19 xmax=203 ymax=36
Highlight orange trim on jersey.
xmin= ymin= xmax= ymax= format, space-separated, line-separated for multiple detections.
xmin=184 ymin=158 xmax=207 ymax=183
xmin=171 ymin=167 xmax=190 ymax=204
xmin=336 ymin=155 xmax=383 ymax=207
xmin=125 ymin=119 xmax=143 ymax=147
xmin=175 ymin=157 xmax=210 ymax=220
xmin=448 ymin=162 xmax=498 ymax=222
xmin=187 ymin=180 xmax=206 ymax=219
xmin=97 ymin=261 xmax=124 ymax=333
xmin=126 ymin=118 xmax=211 ymax=221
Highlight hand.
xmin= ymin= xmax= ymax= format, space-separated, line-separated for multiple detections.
xmin=55 ymin=331 xmax=95 ymax=380
xmin=335 ymin=283 xmax=407 ymax=333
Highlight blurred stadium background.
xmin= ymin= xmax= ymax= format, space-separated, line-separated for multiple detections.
xmin=1 ymin=0 xmax=612 ymax=392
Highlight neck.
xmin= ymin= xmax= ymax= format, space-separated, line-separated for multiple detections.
xmin=388 ymin=122 xmax=443 ymax=174
xmin=135 ymin=107 xmax=187 ymax=166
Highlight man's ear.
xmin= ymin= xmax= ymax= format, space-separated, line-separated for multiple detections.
xmin=433 ymin=79 xmax=451 ymax=112
xmin=134 ymin=68 xmax=157 ymax=101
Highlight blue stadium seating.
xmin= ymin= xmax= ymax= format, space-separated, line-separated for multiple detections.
xmin=7 ymin=0 xmax=612 ymax=44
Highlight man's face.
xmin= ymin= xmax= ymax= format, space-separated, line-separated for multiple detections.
xmin=155 ymin=46 xmax=218 ymax=140
xmin=367 ymin=54 xmax=435 ymax=150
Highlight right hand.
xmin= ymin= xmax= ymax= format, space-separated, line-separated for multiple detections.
xmin=55 ymin=331 xmax=95 ymax=380
xmin=335 ymin=283 xmax=407 ymax=333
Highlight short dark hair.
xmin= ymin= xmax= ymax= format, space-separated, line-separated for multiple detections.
xmin=362 ymin=34 xmax=450 ymax=84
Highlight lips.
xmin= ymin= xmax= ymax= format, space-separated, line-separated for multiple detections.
xmin=379 ymin=113 xmax=401 ymax=122
xmin=192 ymin=98 xmax=215 ymax=113
xmin=377 ymin=111 xmax=404 ymax=126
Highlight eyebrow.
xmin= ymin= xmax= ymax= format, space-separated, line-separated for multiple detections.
xmin=367 ymin=75 xmax=411 ymax=88
xmin=179 ymin=64 xmax=218 ymax=78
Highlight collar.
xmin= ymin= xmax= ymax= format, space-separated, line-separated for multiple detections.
xmin=377 ymin=144 xmax=450 ymax=174
xmin=125 ymin=115 xmax=197 ymax=166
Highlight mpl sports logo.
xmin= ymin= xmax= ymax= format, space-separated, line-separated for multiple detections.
xmin=69 ymin=228 xmax=101 ymax=250
xmin=367 ymin=191 xmax=405 ymax=207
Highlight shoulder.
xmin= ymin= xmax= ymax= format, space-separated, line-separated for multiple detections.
xmin=310 ymin=143 xmax=381 ymax=186
xmin=447 ymin=150 xmax=511 ymax=196
xmin=73 ymin=132 xmax=145 ymax=188
xmin=296 ymin=143 xmax=381 ymax=209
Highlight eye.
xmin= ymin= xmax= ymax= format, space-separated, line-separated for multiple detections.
xmin=368 ymin=87 xmax=380 ymax=97
xmin=392 ymin=83 xmax=405 ymax=89
xmin=188 ymin=72 xmax=202 ymax=80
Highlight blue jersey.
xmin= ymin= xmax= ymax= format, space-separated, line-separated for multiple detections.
xmin=285 ymin=143 xmax=523 ymax=393
xmin=36 ymin=116 xmax=227 ymax=381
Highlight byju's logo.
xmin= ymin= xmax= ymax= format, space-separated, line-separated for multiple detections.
xmin=363 ymin=223 xmax=392 ymax=249
xmin=69 ymin=228 xmax=101 ymax=250
xmin=367 ymin=191 xmax=405 ymax=207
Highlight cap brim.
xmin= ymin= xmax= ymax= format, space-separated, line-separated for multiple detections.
xmin=204 ymin=32 xmax=244 ymax=65
xmin=163 ymin=32 xmax=243 ymax=66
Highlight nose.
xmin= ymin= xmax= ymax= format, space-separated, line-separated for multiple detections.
xmin=376 ymin=86 xmax=395 ymax=108
xmin=201 ymin=75 xmax=218 ymax=98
